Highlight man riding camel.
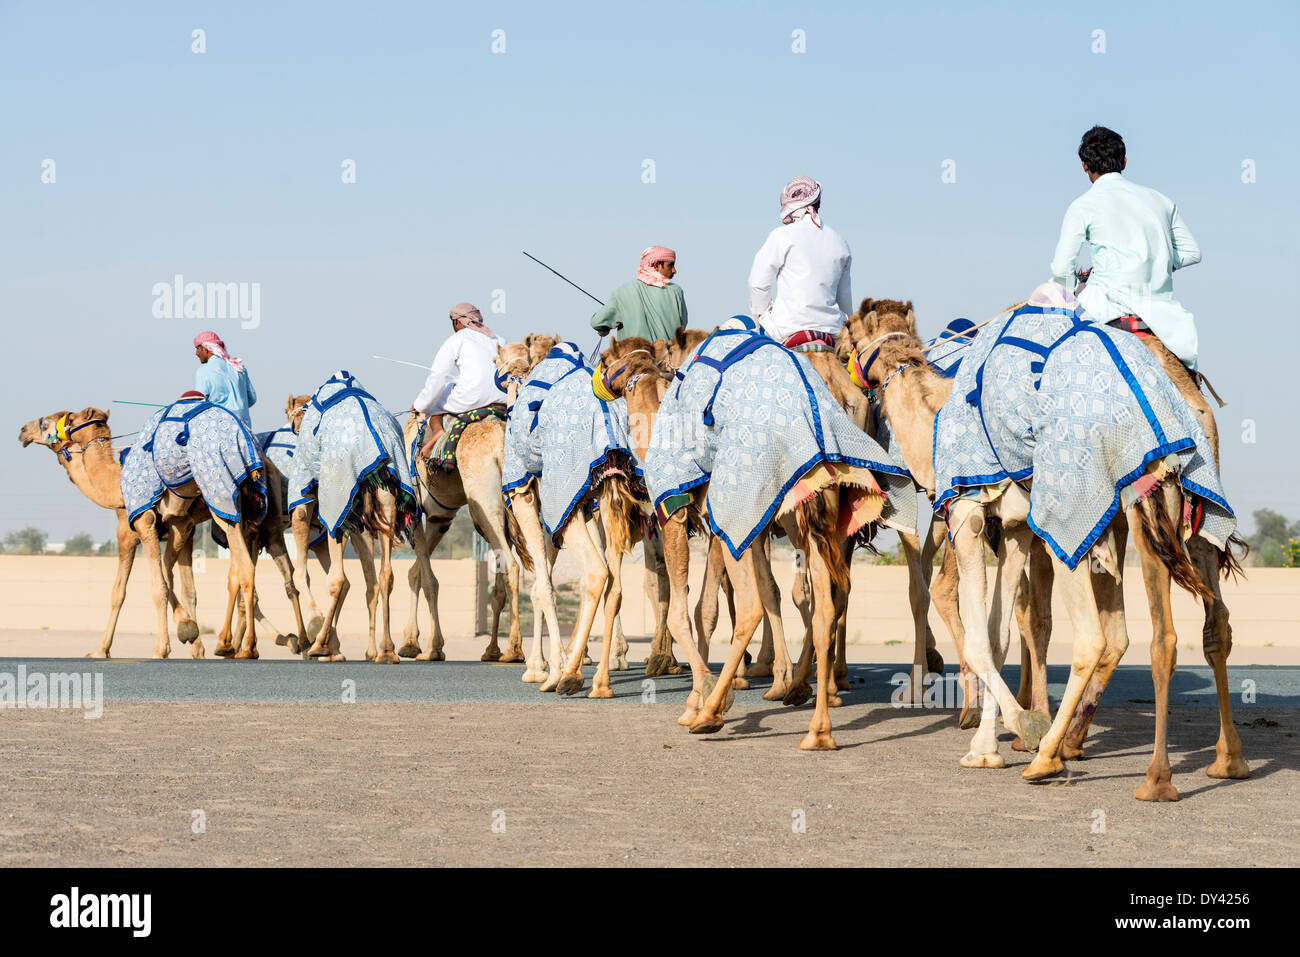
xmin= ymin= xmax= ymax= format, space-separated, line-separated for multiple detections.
xmin=1049 ymin=125 xmax=1218 ymax=451
xmin=412 ymin=302 xmax=508 ymax=467
xmin=193 ymin=331 xmax=257 ymax=428
xmin=590 ymin=246 xmax=687 ymax=343
xmin=747 ymin=175 xmax=853 ymax=349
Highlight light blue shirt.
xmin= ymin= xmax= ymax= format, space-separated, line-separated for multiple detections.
xmin=1050 ymin=172 xmax=1202 ymax=368
xmin=196 ymin=357 xmax=257 ymax=428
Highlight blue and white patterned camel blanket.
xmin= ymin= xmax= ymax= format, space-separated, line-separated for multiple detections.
xmin=869 ymin=403 xmax=919 ymax=536
xmin=502 ymin=342 xmax=639 ymax=540
xmin=288 ymin=371 xmax=417 ymax=543
xmin=933 ymin=300 xmax=1234 ymax=568
xmin=255 ymin=425 xmax=326 ymax=548
xmin=502 ymin=342 xmax=587 ymax=499
xmin=121 ymin=397 xmax=266 ymax=528
xmin=647 ymin=327 xmax=915 ymax=558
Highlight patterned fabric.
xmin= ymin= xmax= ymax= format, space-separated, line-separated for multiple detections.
xmin=783 ymin=329 xmax=836 ymax=351
xmin=779 ymin=175 xmax=822 ymax=227
xmin=933 ymin=301 xmax=1234 ymax=568
xmin=256 ymin=426 xmax=326 ymax=548
xmin=636 ymin=245 xmax=676 ymax=287
xmin=869 ymin=403 xmax=919 ymax=535
xmin=288 ymin=371 xmax=418 ymax=543
xmin=120 ymin=397 xmax=265 ymax=528
xmin=417 ymin=405 xmax=506 ymax=470
xmin=646 ymin=327 xmax=915 ymax=558
xmin=502 ymin=342 xmax=586 ymax=496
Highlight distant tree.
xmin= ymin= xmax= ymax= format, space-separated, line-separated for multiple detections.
xmin=4 ymin=527 xmax=48 ymax=555
xmin=1249 ymin=509 xmax=1300 ymax=568
xmin=63 ymin=533 xmax=95 ymax=555
xmin=98 ymin=537 xmax=117 ymax=555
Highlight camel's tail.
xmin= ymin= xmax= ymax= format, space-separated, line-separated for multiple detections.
xmin=1134 ymin=491 xmax=1214 ymax=602
xmin=600 ymin=474 xmax=641 ymax=557
xmin=1220 ymin=532 xmax=1248 ymax=582
xmin=794 ymin=491 xmax=850 ymax=596
xmin=503 ymin=500 xmax=534 ymax=573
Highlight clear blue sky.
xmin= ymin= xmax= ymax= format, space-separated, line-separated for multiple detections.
xmin=3 ymin=1 xmax=1297 ymax=540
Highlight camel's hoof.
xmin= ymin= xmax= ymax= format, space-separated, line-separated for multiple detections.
xmin=925 ymin=648 xmax=945 ymax=674
xmin=961 ymin=750 xmax=1006 ymax=769
xmin=782 ymin=683 xmax=812 ymax=708
xmin=731 ymin=677 xmax=750 ymax=691
xmin=538 ymin=673 xmax=560 ymax=692
xmin=612 ymin=655 xmax=629 ymax=672
xmin=1015 ymin=710 xmax=1051 ymax=752
xmin=746 ymin=661 xmax=773 ymax=678
xmin=581 ymin=655 xmax=593 ymax=666
xmin=957 ymin=706 xmax=981 ymax=730
xmin=1206 ymin=755 xmax=1250 ymax=780
xmin=365 ymin=648 xmax=377 ymax=661
xmin=191 ymin=643 xmax=205 ymax=659
xmin=689 ymin=713 xmax=725 ymax=735
xmin=234 ymin=647 xmax=259 ymax=660
xmin=763 ymin=682 xmax=789 ymax=702
xmin=274 ymin=632 xmax=290 ymax=647
xmin=214 ymin=643 xmax=236 ymax=658
xmin=177 ymin=620 xmax=199 ymax=643
xmin=499 ymin=649 xmax=526 ymax=664
xmin=1135 ymin=779 xmax=1180 ymax=802
xmin=375 ymin=650 xmax=401 ymax=664
xmin=306 ymin=616 xmax=324 ymax=639
xmin=397 ymin=640 xmax=421 ymax=658
xmin=481 ymin=647 xmax=502 ymax=662
xmin=677 ymin=707 xmax=699 ymax=727
xmin=720 ymin=682 xmax=736 ymax=715
xmin=286 ymin=634 xmax=302 ymax=654
xmin=415 ymin=649 xmax=446 ymax=662
xmin=1061 ymin=742 xmax=1086 ymax=760
xmin=587 ymin=686 xmax=614 ymax=700
xmin=555 ymin=674 xmax=584 ymax=696
xmin=1022 ymin=754 xmax=1065 ymax=780
xmin=666 ymin=662 xmax=683 ymax=675
xmin=85 ymin=651 xmax=109 ymax=660
xmin=827 ymin=694 xmax=843 ymax=708
xmin=644 ymin=654 xmax=673 ymax=677
xmin=521 ymin=668 xmax=547 ymax=683
xmin=799 ymin=731 xmax=838 ymax=751
xmin=1011 ymin=736 xmax=1030 ymax=753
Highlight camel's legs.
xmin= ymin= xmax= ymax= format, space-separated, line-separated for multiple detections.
xmin=1188 ymin=535 xmax=1249 ymax=780
xmin=929 ymin=537 xmax=975 ymax=726
xmin=215 ymin=558 xmax=242 ymax=656
xmin=951 ymin=502 xmax=1038 ymax=768
xmin=136 ymin=513 xmax=174 ymax=659
xmin=690 ymin=549 xmax=765 ymax=733
xmin=1060 ymin=522 xmax=1128 ymax=757
xmin=215 ymin=517 xmax=260 ymax=659
xmin=170 ymin=527 xmax=201 ymax=646
xmin=93 ymin=520 xmax=139 ymax=658
xmin=308 ymin=533 xmax=350 ymax=661
xmin=754 ymin=543 xmax=793 ymax=701
xmin=588 ymin=526 xmax=624 ymax=699
xmin=1023 ymin=555 xmax=1108 ymax=781
xmin=553 ymin=511 xmax=609 ymax=696
xmin=1010 ymin=537 xmax=1055 ymax=750
xmin=694 ymin=535 xmax=726 ymax=660
xmin=412 ymin=518 xmax=449 ymax=660
xmin=509 ymin=492 xmax=563 ymax=687
xmin=291 ymin=507 xmax=326 ymax=642
xmin=261 ymin=530 xmax=307 ymax=653
xmin=642 ymin=531 xmax=677 ymax=673
xmin=784 ymin=537 xmax=816 ymax=708
xmin=400 ymin=519 xmax=433 ymax=658
xmin=899 ymin=528 xmax=934 ymax=704
xmin=374 ymin=500 xmax=399 ymax=665
xmin=469 ymin=490 xmax=523 ymax=663
xmin=800 ymin=500 xmax=840 ymax=751
xmin=658 ymin=514 xmax=716 ymax=727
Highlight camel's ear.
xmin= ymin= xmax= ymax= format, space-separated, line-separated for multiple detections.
xmin=864 ymin=309 xmax=879 ymax=332
xmin=79 ymin=406 xmax=107 ymax=422
xmin=675 ymin=326 xmax=687 ymax=347
xmin=524 ymin=333 xmax=535 ymax=350
xmin=904 ymin=308 xmax=916 ymax=332
xmin=859 ymin=298 xmax=874 ymax=317
xmin=653 ymin=340 xmax=671 ymax=368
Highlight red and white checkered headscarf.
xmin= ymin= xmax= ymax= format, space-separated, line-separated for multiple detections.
xmin=636 ymin=246 xmax=676 ymax=287
xmin=780 ymin=176 xmax=822 ymax=227
xmin=193 ymin=331 xmax=244 ymax=372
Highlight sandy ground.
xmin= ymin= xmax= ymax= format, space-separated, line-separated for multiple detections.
xmin=1 ymin=699 xmax=1294 ymax=867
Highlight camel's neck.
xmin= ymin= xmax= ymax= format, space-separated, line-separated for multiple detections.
xmin=62 ymin=440 xmax=126 ymax=510
xmin=624 ymin=377 xmax=664 ymax=463
xmin=878 ymin=367 xmax=952 ymax=496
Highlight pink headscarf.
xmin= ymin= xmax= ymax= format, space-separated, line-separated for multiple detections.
xmin=636 ymin=246 xmax=676 ymax=288
xmin=780 ymin=176 xmax=822 ymax=227
xmin=450 ymin=302 xmax=496 ymax=338
xmin=193 ymin=331 xmax=244 ymax=372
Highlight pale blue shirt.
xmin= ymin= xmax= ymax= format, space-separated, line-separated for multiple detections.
xmin=1050 ymin=172 xmax=1202 ymax=368
xmin=196 ymin=358 xmax=257 ymax=428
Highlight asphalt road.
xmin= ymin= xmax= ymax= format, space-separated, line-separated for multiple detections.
xmin=1 ymin=657 xmax=1297 ymax=707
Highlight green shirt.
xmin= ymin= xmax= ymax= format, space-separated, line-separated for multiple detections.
xmin=590 ymin=280 xmax=687 ymax=342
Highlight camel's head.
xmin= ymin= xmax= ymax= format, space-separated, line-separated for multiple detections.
xmin=19 ymin=407 xmax=111 ymax=453
xmin=523 ymin=333 xmax=560 ymax=370
xmin=494 ymin=342 xmax=532 ymax=409
xmin=597 ymin=336 xmax=669 ymax=462
xmin=652 ymin=326 xmax=709 ymax=376
xmin=843 ymin=298 xmax=920 ymax=389
xmin=285 ymin=394 xmax=311 ymax=434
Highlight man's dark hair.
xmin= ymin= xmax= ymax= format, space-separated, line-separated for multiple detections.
xmin=1078 ymin=126 xmax=1125 ymax=176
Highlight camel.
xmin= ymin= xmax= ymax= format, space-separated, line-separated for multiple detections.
xmin=286 ymin=374 xmax=419 ymax=664
xmin=846 ymin=294 xmax=1248 ymax=798
xmin=599 ymin=330 xmax=900 ymax=749
xmin=495 ymin=338 xmax=644 ymax=699
xmin=119 ymin=396 xmax=276 ymax=659
xmin=18 ymin=407 xmax=198 ymax=657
